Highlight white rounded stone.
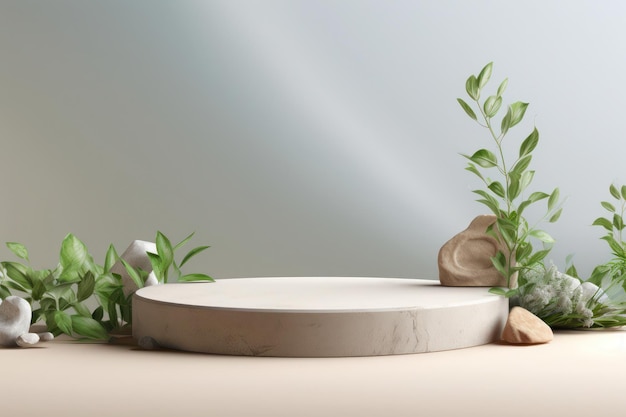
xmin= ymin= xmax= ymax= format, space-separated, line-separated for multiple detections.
xmin=16 ymin=333 xmax=40 ymax=347
xmin=133 ymin=277 xmax=508 ymax=357
xmin=38 ymin=332 xmax=55 ymax=342
xmin=0 ymin=296 xmax=32 ymax=347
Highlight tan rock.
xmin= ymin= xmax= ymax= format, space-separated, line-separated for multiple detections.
xmin=501 ymin=306 xmax=553 ymax=344
xmin=438 ymin=215 xmax=515 ymax=287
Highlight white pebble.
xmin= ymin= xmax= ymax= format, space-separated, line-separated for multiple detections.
xmin=16 ymin=333 xmax=40 ymax=347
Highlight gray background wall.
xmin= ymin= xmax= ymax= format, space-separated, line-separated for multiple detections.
xmin=0 ymin=0 xmax=623 ymax=280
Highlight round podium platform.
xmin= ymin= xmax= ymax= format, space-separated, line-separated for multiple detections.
xmin=132 ymin=277 xmax=508 ymax=357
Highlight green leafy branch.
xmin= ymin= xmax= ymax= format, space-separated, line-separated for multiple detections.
xmin=458 ymin=62 xmax=562 ymax=288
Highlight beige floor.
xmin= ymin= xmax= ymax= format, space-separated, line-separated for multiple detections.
xmin=3 ymin=330 xmax=626 ymax=417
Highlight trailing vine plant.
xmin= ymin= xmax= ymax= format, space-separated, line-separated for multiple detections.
xmin=457 ymin=62 xmax=562 ymax=290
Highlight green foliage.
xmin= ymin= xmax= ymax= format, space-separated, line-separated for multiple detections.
xmin=458 ymin=62 xmax=563 ymax=287
xmin=148 ymin=231 xmax=213 ymax=284
xmin=590 ymin=183 xmax=626 ymax=288
xmin=0 ymin=234 xmax=112 ymax=339
xmin=0 ymin=231 xmax=213 ymax=340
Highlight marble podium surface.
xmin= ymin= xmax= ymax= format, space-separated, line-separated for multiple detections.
xmin=132 ymin=277 xmax=508 ymax=356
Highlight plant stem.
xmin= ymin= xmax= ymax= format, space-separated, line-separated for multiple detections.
xmin=474 ymin=99 xmax=516 ymax=286
xmin=474 ymin=98 xmax=511 ymax=214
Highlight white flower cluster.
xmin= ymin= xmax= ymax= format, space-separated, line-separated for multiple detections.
xmin=518 ymin=265 xmax=606 ymax=328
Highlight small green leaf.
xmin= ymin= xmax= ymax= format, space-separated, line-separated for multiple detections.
xmin=121 ymin=259 xmax=144 ymax=289
xmin=508 ymin=101 xmax=529 ymax=128
xmin=147 ymin=252 xmax=164 ymax=283
xmin=496 ymin=217 xmax=517 ymax=248
xmin=601 ymin=201 xmax=616 ymax=212
xmin=518 ymin=190 xmax=548 ymax=215
xmin=490 ymin=253 xmax=507 ymax=277
xmin=2 ymin=261 xmax=33 ymax=290
xmin=529 ymin=229 xmax=555 ymax=243
xmin=156 ymin=231 xmax=174 ymax=269
xmin=501 ymin=108 xmax=512 ymax=135
xmin=593 ymin=217 xmax=614 ymax=231
xmin=92 ymin=306 xmax=104 ymax=322
xmin=71 ymin=315 xmax=109 ymax=340
xmin=32 ymin=279 xmax=46 ymax=301
xmin=505 ymin=288 xmax=520 ymax=298
xmin=54 ymin=311 xmax=73 ymax=336
xmin=483 ymin=95 xmax=502 ymax=118
xmin=488 ymin=287 xmax=507 ymax=296
xmin=178 ymin=273 xmax=215 ymax=282
xmin=76 ymin=271 xmax=95 ymax=302
xmin=602 ymin=236 xmax=626 ymax=257
xmin=477 ymin=62 xmax=493 ymax=89
xmin=59 ymin=234 xmax=88 ymax=270
xmin=73 ymin=302 xmax=91 ymax=317
xmin=0 ymin=285 xmax=11 ymax=299
xmin=526 ymin=249 xmax=551 ymax=265
xmin=565 ymin=263 xmax=579 ymax=278
xmin=527 ymin=191 xmax=550 ymax=203
xmin=174 ymin=232 xmax=196 ymax=251
xmin=6 ymin=242 xmax=29 ymax=261
xmin=613 ymin=213 xmax=624 ymax=231
xmin=488 ymin=181 xmax=505 ymax=198
xmin=5 ymin=280 xmax=28 ymax=293
xmin=518 ymin=170 xmax=535 ymax=194
xmin=497 ymin=78 xmax=508 ymax=97
xmin=104 ymin=244 xmax=119 ymax=273
xmin=508 ymin=174 xmax=520 ymax=200
xmin=512 ymin=154 xmax=532 ymax=175
xmin=621 ymin=185 xmax=626 ymax=201
xmin=519 ymin=128 xmax=539 ymax=157
xmin=548 ymin=188 xmax=560 ymax=211
xmin=549 ymin=208 xmax=563 ymax=223
xmin=466 ymin=149 xmax=497 ymax=168
xmin=473 ymin=190 xmax=502 ymax=215
xmin=457 ymin=98 xmax=477 ymax=120
xmin=464 ymin=163 xmax=485 ymax=181
xmin=515 ymin=243 xmax=532 ymax=263
xmin=465 ymin=75 xmax=480 ymax=100
xmin=476 ymin=199 xmax=500 ymax=216
xmin=610 ymin=184 xmax=620 ymax=199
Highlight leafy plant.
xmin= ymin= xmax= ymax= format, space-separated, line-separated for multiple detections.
xmin=457 ymin=62 xmax=562 ymax=288
xmin=503 ymin=186 xmax=626 ymax=329
xmin=0 ymin=231 xmax=213 ymax=340
xmin=590 ymin=183 xmax=626 ymax=285
xmin=0 ymin=234 xmax=114 ymax=339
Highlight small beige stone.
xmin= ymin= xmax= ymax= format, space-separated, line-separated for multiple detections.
xmin=38 ymin=332 xmax=55 ymax=342
xmin=439 ymin=215 xmax=515 ymax=287
xmin=501 ymin=306 xmax=553 ymax=344
xmin=16 ymin=333 xmax=40 ymax=347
